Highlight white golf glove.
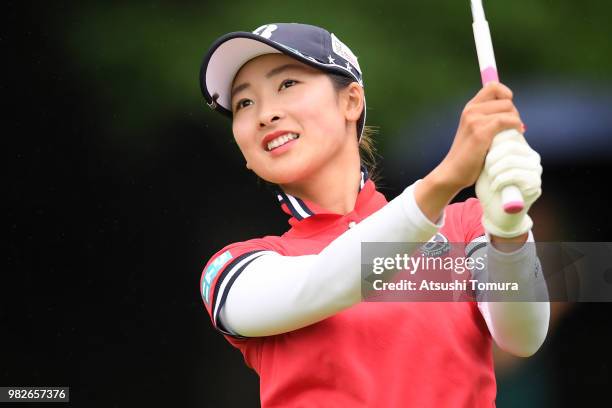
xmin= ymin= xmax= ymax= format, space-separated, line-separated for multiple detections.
xmin=475 ymin=129 xmax=543 ymax=238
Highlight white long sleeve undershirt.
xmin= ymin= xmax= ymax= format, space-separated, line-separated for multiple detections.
xmin=475 ymin=232 xmax=550 ymax=356
xmin=220 ymin=181 xmax=549 ymax=356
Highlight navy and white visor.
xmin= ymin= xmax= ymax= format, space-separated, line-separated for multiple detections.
xmin=200 ymin=23 xmax=366 ymax=139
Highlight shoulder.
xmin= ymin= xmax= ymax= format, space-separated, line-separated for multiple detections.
xmin=200 ymin=237 xmax=282 ymax=304
xmin=441 ymin=197 xmax=484 ymax=242
xmin=446 ymin=197 xmax=482 ymax=216
xmin=199 ymin=236 xmax=285 ymax=333
xmin=207 ymin=236 xmax=283 ymax=262
xmin=449 ymin=196 xmax=482 ymax=218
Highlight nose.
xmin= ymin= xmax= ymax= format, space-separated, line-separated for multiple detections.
xmin=258 ymin=105 xmax=284 ymax=128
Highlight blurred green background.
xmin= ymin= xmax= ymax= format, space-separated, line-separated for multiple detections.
xmin=59 ymin=0 xmax=612 ymax=150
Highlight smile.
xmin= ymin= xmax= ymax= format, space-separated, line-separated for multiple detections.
xmin=266 ymin=133 xmax=300 ymax=151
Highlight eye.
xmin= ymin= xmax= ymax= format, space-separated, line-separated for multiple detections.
xmin=234 ymin=98 xmax=253 ymax=112
xmin=279 ymin=79 xmax=298 ymax=90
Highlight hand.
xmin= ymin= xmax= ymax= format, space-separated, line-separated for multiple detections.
xmin=416 ymin=83 xmax=526 ymax=224
xmin=476 ymin=130 xmax=542 ymax=238
xmin=434 ymin=83 xmax=525 ymax=192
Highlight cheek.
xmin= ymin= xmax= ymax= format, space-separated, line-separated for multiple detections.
xmin=231 ymin=120 xmax=254 ymax=156
xmin=232 ymin=123 xmax=252 ymax=161
xmin=288 ymin=89 xmax=343 ymax=133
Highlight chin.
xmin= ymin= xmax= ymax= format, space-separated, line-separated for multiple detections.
xmin=257 ymin=164 xmax=311 ymax=186
xmin=259 ymin=172 xmax=300 ymax=185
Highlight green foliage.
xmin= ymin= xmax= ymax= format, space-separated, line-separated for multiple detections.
xmin=57 ymin=0 xmax=612 ymax=150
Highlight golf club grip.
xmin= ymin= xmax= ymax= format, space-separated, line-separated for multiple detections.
xmin=470 ymin=2 xmax=524 ymax=214
xmin=494 ymin=129 xmax=525 ymax=214
xmin=501 ymin=184 xmax=524 ymax=214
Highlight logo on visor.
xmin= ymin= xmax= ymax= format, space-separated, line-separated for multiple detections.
xmin=331 ymin=33 xmax=361 ymax=74
xmin=253 ymin=24 xmax=278 ymax=39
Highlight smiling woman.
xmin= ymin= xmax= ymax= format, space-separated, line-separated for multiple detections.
xmin=198 ymin=22 xmax=549 ymax=407
xmin=230 ymin=54 xmax=363 ymax=207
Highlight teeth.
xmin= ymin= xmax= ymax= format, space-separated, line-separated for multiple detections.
xmin=267 ymin=133 xmax=299 ymax=151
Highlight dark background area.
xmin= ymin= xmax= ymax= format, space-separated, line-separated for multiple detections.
xmin=5 ymin=1 xmax=612 ymax=407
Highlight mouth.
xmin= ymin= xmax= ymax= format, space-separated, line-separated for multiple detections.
xmin=263 ymin=132 xmax=300 ymax=152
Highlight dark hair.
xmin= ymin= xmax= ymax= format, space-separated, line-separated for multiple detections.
xmin=326 ymin=72 xmax=380 ymax=184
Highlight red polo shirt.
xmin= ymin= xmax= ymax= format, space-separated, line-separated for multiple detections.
xmin=200 ymin=171 xmax=496 ymax=407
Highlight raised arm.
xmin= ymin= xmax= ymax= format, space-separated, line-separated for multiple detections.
xmin=221 ymin=182 xmax=441 ymax=337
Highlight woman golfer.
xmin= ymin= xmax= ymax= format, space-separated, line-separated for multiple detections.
xmin=199 ymin=23 xmax=549 ymax=407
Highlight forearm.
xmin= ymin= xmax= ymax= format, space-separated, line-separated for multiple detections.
xmin=474 ymin=231 xmax=550 ymax=356
xmin=415 ymin=166 xmax=462 ymax=223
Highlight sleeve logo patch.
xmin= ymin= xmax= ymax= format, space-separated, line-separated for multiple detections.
xmin=420 ymin=232 xmax=451 ymax=257
xmin=202 ymin=250 xmax=233 ymax=304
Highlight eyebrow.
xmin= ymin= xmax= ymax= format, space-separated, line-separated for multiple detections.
xmin=231 ymin=63 xmax=306 ymax=100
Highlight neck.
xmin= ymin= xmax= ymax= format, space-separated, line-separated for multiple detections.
xmin=280 ymin=144 xmax=361 ymax=215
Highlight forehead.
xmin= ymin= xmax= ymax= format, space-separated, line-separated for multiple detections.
xmin=232 ymin=53 xmax=317 ymax=86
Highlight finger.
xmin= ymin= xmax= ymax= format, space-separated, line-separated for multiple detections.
xmin=480 ymin=113 xmax=523 ymax=140
xmin=524 ymin=187 xmax=542 ymax=203
xmin=485 ymin=142 xmax=540 ymax=172
xmin=469 ymin=99 xmax=519 ymax=116
xmin=490 ymin=168 xmax=542 ymax=193
xmin=471 ymin=82 xmax=514 ymax=103
xmin=487 ymin=154 xmax=542 ymax=178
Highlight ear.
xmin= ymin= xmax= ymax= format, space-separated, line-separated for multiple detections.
xmin=246 ymin=160 xmax=252 ymax=170
xmin=342 ymin=82 xmax=364 ymax=123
